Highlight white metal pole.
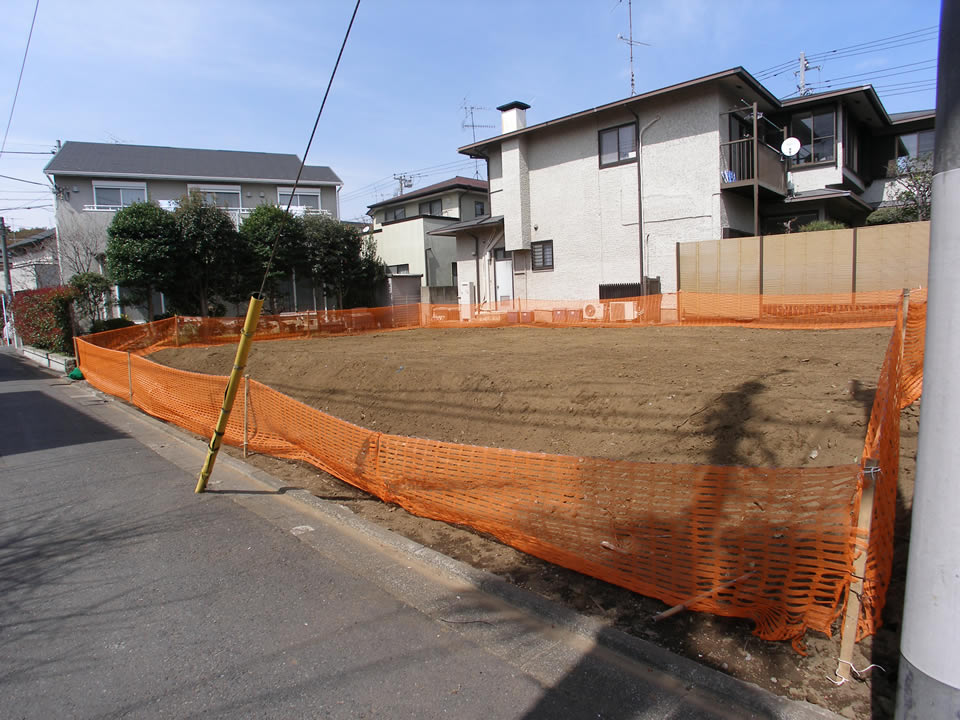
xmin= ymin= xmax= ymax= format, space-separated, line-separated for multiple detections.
xmin=895 ymin=2 xmax=960 ymax=715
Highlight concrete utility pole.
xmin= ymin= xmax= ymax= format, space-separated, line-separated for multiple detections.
xmin=1 ymin=217 xmax=12 ymax=302
xmin=895 ymin=1 xmax=960 ymax=716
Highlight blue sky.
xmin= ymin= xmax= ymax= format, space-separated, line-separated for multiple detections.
xmin=0 ymin=0 xmax=942 ymax=231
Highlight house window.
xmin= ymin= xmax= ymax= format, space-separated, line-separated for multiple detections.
xmin=418 ymin=198 xmax=442 ymax=216
xmin=843 ymin=113 xmax=860 ymax=175
xmin=279 ymin=189 xmax=321 ymax=209
xmin=493 ymin=247 xmax=511 ymax=260
xmin=188 ymin=184 xmax=241 ymax=209
xmin=387 ymin=264 xmax=409 ymax=274
xmin=384 ymin=207 xmax=406 ymax=222
xmin=474 ymin=200 xmax=485 ymax=216
xmin=531 ymin=240 xmax=553 ymax=270
xmin=790 ymin=109 xmax=835 ymax=165
xmin=92 ymin=183 xmax=146 ymax=209
xmin=896 ymin=130 xmax=935 ymax=162
xmin=599 ymin=123 xmax=637 ymax=167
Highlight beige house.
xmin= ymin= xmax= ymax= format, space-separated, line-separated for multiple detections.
xmin=437 ymin=69 xmax=934 ymax=307
xmin=44 ymin=141 xmax=342 ymax=319
xmin=368 ymin=177 xmax=488 ymax=302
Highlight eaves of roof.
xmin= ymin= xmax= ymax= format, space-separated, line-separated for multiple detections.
xmin=367 ymin=176 xmax=488 ymax=211
xmin=427 ymin=215 xmax=504 ymax=236
xmin=781 ymin=85 xmax=891 ymax=124
xmin=458 ymin=67 xmax=778 ymax=157
xmin=44 ymin=169 xmax=341 ymax=186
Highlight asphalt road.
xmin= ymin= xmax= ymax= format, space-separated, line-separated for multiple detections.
xmin=0 ymin=349 xmax=838 ymax=719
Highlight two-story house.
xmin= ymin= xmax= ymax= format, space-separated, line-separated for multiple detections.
xmin=437 ymin=68 xmax=934 ymax=308
xmin=367 ymin=176 xmax=488 ymax=303
xmin=44 ymin=141 xmax=342 ymax=318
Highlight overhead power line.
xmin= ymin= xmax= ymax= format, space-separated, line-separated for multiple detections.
xmin=755 ymin=27 xmax=938 ymax=81
xmin=0 ymin=0 xmax=41 ymax=162
xmin=0 ymin=172 xmax=48 ymax=187
xmin=258 ymin=0 xmax=361 ymax=297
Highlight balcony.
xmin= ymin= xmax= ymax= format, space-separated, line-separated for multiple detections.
xmin=719 ymin=137 xmax=787 ymax=198
xmin=81 ymin=204 xmax=333 ymax=225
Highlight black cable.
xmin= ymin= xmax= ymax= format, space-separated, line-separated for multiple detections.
xmin=0 ymin=172 xmax=48 ymax=186
xmin=258 ymin=0 xmax=361 ymax=298
xmin=0 ymin=0 xmax=40 ymax=161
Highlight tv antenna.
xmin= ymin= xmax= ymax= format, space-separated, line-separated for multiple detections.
xmin=460 ymin=99 xmax=495 ymax=178
xmin=616 ymin=0 xmax=651 ymax=96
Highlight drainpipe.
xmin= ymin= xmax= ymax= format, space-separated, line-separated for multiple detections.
xmin=470 ymin=233 xmax=481 ymax=309
xmin=628 ymin=111 xmax=660 ymax=294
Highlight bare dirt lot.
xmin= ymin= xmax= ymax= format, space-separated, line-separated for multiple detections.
xmin=152 ymin=325 xmax=917 ymax=718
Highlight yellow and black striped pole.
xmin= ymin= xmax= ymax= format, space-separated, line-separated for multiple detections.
xmin=195 ymin=294 xmax=264 ymax=493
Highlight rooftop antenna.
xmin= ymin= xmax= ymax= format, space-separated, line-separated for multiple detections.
xmin=616 ymin=0 xmax=651 ymax=96
xmin=460 ymin=98 xmax=496 ymax=178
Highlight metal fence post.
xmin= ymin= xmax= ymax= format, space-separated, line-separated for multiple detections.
xmin=127 ymin=352 xmax=133 ymax=402
xmin=242 ymin=374 xmax=250 ymax=459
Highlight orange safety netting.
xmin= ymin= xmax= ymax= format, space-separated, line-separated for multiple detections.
xmin=75 ymin=290 xmax=925 ymax=647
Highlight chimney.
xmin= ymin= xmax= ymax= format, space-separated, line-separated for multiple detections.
xmin=497 ymin=101 xmax=531 ymax=134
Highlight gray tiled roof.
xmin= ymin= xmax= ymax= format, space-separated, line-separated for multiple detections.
xmin=367 ymin=176 xmax=488 ymax=210
xmin=44 ymin=141 xmax=341 ymax=185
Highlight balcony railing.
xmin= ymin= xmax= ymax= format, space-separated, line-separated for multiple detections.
xmin=81 ymin=204 xmax=333 ymax=224
xmin=719 ymin=137 xmax=787 ymax=195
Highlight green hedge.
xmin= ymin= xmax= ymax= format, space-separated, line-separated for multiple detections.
xmin=11 ymin=286 xmax=77 ymax=354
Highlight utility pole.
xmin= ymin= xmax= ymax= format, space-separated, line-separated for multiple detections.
xmin=795 ymin=51 xmax=821 ymax=96
xmin=1 ymin=217 xmax=13 ymax=346
xmin=895 ymin=1 xmax=960 ymax=716
xmin=1 ymin=217 xmax=11 ymax=303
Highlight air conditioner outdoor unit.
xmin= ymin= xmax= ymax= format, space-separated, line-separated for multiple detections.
xmin=609 ymin=300 xmax=637 ymax=322
xmin=582 ymin=301 xmax=604 ymax=321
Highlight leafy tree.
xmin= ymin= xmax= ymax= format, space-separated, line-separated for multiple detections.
xmin=237 ymin=205 xmax=306 ymax=312
xmin=106 ymin=202 xmax=177 ymax=320
xmin=302 ymin=216 xmax=386 ymax=309
xmin=167 ymin=192 xmax=248 ymax=317
xmin=69 ymin=271 xmax=113 ymax=327
xmin=866 ymin=153 xmax=933 ymax=225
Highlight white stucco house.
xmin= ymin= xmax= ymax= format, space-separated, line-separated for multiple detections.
xmin=5 ymin=229 xmax=61 ymax=293
xmin=433 ymin=68 xmax=934 ymax=307
xmin=367 ymin=176 xmax=488 ymax=303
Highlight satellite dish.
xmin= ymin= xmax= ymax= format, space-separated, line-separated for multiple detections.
xmin=781 ymin=137 xmax=801 ymax=157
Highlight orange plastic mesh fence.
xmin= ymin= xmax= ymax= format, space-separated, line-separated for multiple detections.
xmin=857 ymin=301 xmax=904 ymax=639
xmin=900 ymin=300 xmax=926 ymax=409
xmin=74 ymin=290 xmax=926 ymax=646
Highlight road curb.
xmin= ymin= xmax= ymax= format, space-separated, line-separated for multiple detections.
xmin=91 ymin=384 xmax=840 ymax=720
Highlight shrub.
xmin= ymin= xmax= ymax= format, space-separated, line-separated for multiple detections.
xmin=11 ymin=286 xmax=78 ymax=353
xmin=795 ymin=220 xmax=847 ymax=232
xmin=865 ymin=205 xmax=915 ymax=226
xmin=88 ymin=317 xmax=137 ymax=334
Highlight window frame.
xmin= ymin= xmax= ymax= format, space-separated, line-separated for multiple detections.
xmin=186 ymin=183 xmax=242 ymax=209
xmin=278 ymin=187 xmax=321 ymax=210
xmin=91 ymin=180 xmax=147 ymax=210
xmin=418 ymin=198 xmax=442 ymax=216
xmin=384 ymin=206 xmax=406 ymax=222
xmin=387 ymin=263 xmax=410 ymax=275
xmin=474 ymin=200 xmax=485 ymax=216
xmin=531 ymin=240 xmax=554 ymax=271
xmin=598 ymin=122 xmax=638 ymax=168
xmin=789 ymin=107 xmax=836 ymax=167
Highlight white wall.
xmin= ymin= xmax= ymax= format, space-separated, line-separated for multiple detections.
xmin=488 ymin=87 xmax=725 ymax=299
